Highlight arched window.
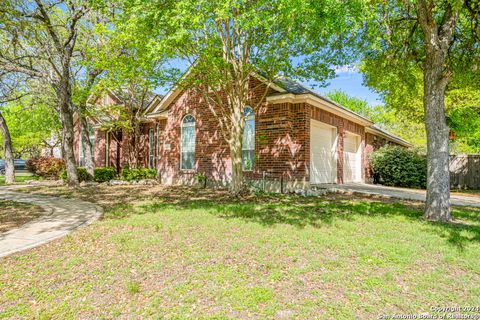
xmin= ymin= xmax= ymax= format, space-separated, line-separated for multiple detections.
xmin=242 ymin=107 xmax=255 ymax=171
xmin=180 ymin=115 xmax=196 ymax=170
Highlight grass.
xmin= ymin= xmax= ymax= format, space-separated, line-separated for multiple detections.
xmin=1 ymin=185 xmax=479 ymax=319
xmin=451 ymin=189 xmax=480 ymax=197
xmin=0 ymin=200 xmax=44 ymax=233
xmin=0 ymin=173 xmax=38 ymax=186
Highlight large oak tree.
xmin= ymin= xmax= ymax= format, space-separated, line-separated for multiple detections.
xmin=127 ymin=0 xmax=359 ymax=193
xmin=0 ymin=0 xmax=94 ymax=186
xmin=360 ymin=0 xmax=480 ymax=221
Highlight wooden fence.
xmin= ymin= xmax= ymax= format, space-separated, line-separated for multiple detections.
xmin=450 ymin=155 xmax=480 ymax=189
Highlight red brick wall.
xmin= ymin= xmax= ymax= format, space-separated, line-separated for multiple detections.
xmin=72 ymin=85 xmax=407 ymax=187
xmin=156 ymin=79 xmax=310 ymax=184
xmin=155 ymin=82 xmax=372 ymax=186
xmin=73 ymin=121 xmax=154 ymax=172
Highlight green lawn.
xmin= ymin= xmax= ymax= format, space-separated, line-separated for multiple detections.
xmin=0 ymin=173 xmax=38 ymax=186
xmin=0 ymin=186 xmax=479 ymax=319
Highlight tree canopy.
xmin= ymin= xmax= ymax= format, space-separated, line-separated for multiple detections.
xmin=0 ymin=100 xmax=60 ymax=158
xmin=358 ymin=0 xmax=480 ymax=221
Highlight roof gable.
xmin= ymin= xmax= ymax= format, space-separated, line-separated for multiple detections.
xmin=142 ymin=65 xmax=411 ymax=147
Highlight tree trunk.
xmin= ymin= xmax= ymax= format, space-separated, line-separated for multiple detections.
xmin=79 ymin=114 xmax=94 ymax=177
xmin=114 ymin=131 xmax=122 ymax=174
xmin=230 ymin=136 xmax=244 ymax=193
xmin=130 ymin=122 xmax=140 ymax=169
xmin=423 ymin=52 xmax=451 ymax=222
xmin=0 ymin=112 xmax=15 ymax=184
xmin=228 ymin=101 xmax=245 ymax=193
xmin=58 ymin=89 xmax=78 ymax=187
xmin=77 ymin=69 xmax=101 ymax=178
xmin=127 ymin=114 xmax=141 ymax=169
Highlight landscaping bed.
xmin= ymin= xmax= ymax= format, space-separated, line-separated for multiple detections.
xmin=1 ymin=185 xmax=479 ymax=318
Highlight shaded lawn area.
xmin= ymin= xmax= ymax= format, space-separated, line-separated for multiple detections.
xmin=1 ymin=186 xmax=480 ymax=319
xmin=0 ymin=200 xmax=44 ymax=233
xmin=0 ymin=173 xmax=38 ymax=186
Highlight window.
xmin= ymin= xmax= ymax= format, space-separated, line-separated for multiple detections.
xmin=149 ymin=128 xmax=155 ymax=169
xmin=242 ymin=107 xmax=255 ymax=170
xmin=180 ymin=115 xmax=196 ymax=170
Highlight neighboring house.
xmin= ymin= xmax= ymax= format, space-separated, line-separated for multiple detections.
xmin=74 ymin=75 xmax=410 ymax=191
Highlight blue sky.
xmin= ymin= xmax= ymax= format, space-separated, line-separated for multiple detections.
xmin=315 ymin=69 xmax=382 ymax=106
xmin=300 ymin=65 xmax=382 ymax=106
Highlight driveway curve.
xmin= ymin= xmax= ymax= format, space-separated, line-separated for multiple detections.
xmin=0 ymin=186 xmax=102 ymax=258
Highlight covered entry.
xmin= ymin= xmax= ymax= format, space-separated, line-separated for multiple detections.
xmin=343 ymin=132 xmax=362 ymax=182
xmin=310 ymin=119 xmax=337 ymax=184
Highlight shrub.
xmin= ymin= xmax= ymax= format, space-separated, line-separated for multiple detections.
xmin=369 ymin=145 xmax=427 ymax=189
xmin=26 ymin=157 xmax=65 ymax=178
xmin=94 ymin=167 xmax=116 ymax=182
xmin=60 ymin=167 xmax=91 ymax=182
xmin=25 ymin=158 xmax=37 ymax=173
xmin=120 ymin=167 xmax=156 ymax=181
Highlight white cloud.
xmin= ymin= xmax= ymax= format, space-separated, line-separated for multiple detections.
xmin=333 ymin=65 xmax=358 ymax=75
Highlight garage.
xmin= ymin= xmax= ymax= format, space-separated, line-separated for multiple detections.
xmin=343 ymin=132 xmax=362 ymax=183
xmin=310 ymin=119 xmax=337 ymax=184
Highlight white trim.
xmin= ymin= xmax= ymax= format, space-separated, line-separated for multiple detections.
xmin=142 ymin=110 xmax=168 ymax=123
xmin=180 ymin=115 xmax=196 ymax=171
xmin=365 ymin=127 xmax=412 ymax=147
xmin=150 ymin=65 xmax=197 ymax=114
xmin=267 ymin=93 xmax=373 ymax=126
xmin=144 ymin=95 xmax=163 ymax=114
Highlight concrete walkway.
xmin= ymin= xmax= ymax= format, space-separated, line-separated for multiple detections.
xmin=0 ymin=186 xmax=103 ymax=258
xmin=318 ymin=183 xmax=480 ymax=207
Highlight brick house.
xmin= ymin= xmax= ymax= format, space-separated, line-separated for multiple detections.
xmin=74 ymin=75 xmax=410 ymax=191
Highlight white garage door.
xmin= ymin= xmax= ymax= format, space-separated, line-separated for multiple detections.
xmin=310 ymin=120 xmax=337 ymax=184
xmin=343 ymin=133 xmax=361 ymax=182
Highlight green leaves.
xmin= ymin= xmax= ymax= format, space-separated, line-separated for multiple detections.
xmin=0 ymin=99 xmax=61 ymax=158
xmin=370 ymin=145 xmax=427 ymax=189
xmin=358 ymin=1 xmax=480 ymax=153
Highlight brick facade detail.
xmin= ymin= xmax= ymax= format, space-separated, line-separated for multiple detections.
xmin=74 ymin=81 xmax=405 ymax=189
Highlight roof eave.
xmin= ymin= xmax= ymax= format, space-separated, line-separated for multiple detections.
xmin=365 ymin=127 xmax=413 ymax=148
xmin=266 ymin=93 xmax=374 ymax=127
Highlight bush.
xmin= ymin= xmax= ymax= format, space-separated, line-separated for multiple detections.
xmin=26 ymin=157 xmax=65 ymax=178
xmin=94 ymin=167 xmax=117 ymax=182
xmin=60 ymin=167 xmax=91 ymax=182
xmin=120 ymin=166 xmax=156 ymax=181
xmin=369 ymin=145 xmax=427 ymax=189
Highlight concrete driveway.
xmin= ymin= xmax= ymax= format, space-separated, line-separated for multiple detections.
xmin=318 ymin=183 xmax=480 ymax=207
xmin=0 ymin=186 xmax=103 ymax=258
